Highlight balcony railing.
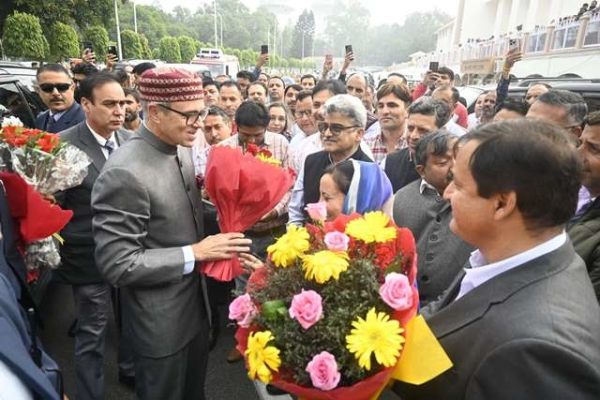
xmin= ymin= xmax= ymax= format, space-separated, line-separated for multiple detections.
xmin=415 ymin=12 xmax=599 ymax=73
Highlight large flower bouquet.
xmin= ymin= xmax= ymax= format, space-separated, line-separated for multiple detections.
xmin=229 ymin=211 xmax=420 ymax=399
xmin=201 ymin=144 xmax=295 ymax=281
xmin=0 ymin=119 xmax=90 ymax=278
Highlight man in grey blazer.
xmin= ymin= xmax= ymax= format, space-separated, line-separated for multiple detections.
xmin=55 ymin=73 xmax=133 ymax=400
xmin=394 ymin=119 xmax=600 ymax=399
xmin=91 ymin=67 xmax=251 ymax=400
xmin=393 ymin=131 xmax=474 ymax=306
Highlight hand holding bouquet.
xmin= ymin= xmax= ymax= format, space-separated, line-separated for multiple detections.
xmin=0 ymin=120 xmax=90 ymax=276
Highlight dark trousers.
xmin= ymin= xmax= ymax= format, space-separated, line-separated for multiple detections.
xmin=72 ymin=283 xmax=110 ymax=400
xmin=135 ymin=322 xmax=209 ymax=400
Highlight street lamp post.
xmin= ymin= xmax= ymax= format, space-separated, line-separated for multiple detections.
xmin=133 ymin=0 xmax=138 ymax=34
xmin=113 ymin=0 xmax=123 ymax=60
xmin=213 ymin=0 xmax=218 ymax=48
xmin=301 ymin=30 xmax=305 ymax=60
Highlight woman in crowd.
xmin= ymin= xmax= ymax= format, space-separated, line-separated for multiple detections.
xmin=267 ymin=102 xmax=293 ymax=141
xmin=318 ymin=159 xmax=394 ymax=221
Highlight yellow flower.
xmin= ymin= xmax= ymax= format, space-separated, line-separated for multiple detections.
xmin=345 ymin=211 xmax=397 ymax=244
xmin=345 ymin=308 xmax=404 ymax=371
xmin=267 ymin=225 xmax=310 ymax=268
xmin=257 ymin=153 xmax=282 ymax=166
xmin=246 ymin=330 xmax=282 ymax=383
xmin=302 ymin=250 xmax=349 ymax=284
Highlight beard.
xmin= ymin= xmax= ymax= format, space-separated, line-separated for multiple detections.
xmin=125 ymin=110 xmax=138 ymax=123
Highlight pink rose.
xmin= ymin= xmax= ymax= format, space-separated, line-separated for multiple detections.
xmin=305 ymin=351 xmax=341 ymax=391
xmin=324 ymin=231 xmax=350 ymax=252
xmin=379 ymin=272 xmax=414 ymax=311
xmin=289 ymin=289 xmax=323 ymax=329
xmin=228 ymin=293 xmax=258 ymax=328
xmin=305 ymin=201 xmax=327 ymax=222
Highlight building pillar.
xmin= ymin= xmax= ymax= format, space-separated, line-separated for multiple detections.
xmin=576 ymin=14 xmax=591 ymax=49
xmin=494 ymin=0 xmax=507 ymax=38
xmin=508 ymin=0 xmax=521 ymax=33
xmin=453 ymin=0 xmax=466 ymax=45
xmin=544 ymin=25 xmax=555 ymax=53
xmin=525 ymin=0 xmax=540 ymax=31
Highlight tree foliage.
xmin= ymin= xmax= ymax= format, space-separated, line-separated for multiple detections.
xmin=139 ymin=34 xmax=153 ymax=59
xmin=121 ymin=29 xmax=143 ymax=59
xmin=291 ymin=10 xmax=315 ymax=59
xmin=46 ymin=21 xmax=80 ymax=62
xmin=13 ymin=0 xmax=72 ymax=27
xmin=177 ymin=35 xmax=197 ymax=63
xmin=2 ymin=11 xmax=48 ymax=60
xmin=85 ymin=25 xmax=110 ymax=60
xmin=159 ymin=36 xmax=181 ymax=63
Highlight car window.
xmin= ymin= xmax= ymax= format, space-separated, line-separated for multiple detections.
xmin=0 ymin=82 xmax=37 ymax=128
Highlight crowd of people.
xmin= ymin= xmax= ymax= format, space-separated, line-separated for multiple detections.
xmin=1 ymin=42 xmax=600 ymax=400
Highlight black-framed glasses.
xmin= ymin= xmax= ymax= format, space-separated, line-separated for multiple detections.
xmin=38 ymin=83 xmax=72 ymax=93
xmin=158 ymin=104 xmax=209 ymax=126
xmin=317 ymin=122 xmax=360 ymax=136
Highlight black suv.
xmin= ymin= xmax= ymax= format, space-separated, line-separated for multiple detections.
xmin=0 ymin=69 xmax=46 ymax=128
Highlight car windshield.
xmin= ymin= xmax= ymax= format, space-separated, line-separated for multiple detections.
xmin=0 ymin=81 xmax=36 ymax=128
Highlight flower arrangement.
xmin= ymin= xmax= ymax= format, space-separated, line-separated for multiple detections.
xmin=230 ymin=210 xmax=419 ymax=399
xmin=0 ymin=121 xmax=91 ymax=279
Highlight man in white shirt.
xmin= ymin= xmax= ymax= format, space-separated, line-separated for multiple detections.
xmin=394 ymin=118 xmax=600 ymax=399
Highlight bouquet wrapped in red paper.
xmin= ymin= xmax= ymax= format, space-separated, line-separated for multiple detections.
xmin=201 ymin=145 xmax=295 ymax=281
xmin=0 ymin=120 xmax=90 ymax=276
xmin=229 ymin=211 xmax=420 ymax=399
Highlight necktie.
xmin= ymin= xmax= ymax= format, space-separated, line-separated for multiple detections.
xmin=46 ymin=115 xmax=55 ymax=133
xmin=104 ymin=139 xmax=115 ymax=156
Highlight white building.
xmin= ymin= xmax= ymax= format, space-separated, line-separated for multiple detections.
xmin=416 ymin=0 xmax=600 ymax=82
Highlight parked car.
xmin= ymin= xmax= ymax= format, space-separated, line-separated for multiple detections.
xmin=458 ymin=79 xmax=600 ymax=114
xmin=0 ymin=61 xmax=39 ymax=91
xmin=0 ymin=69 xmax=47 ymax=128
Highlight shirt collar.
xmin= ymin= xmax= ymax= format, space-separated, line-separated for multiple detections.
xmin=419 ymin=179 xmax=437 ymax=194
xmin=86 ymin=122 xmax=116 ymax=147
xmin=456 ymin=231 xmax=567 ymax=300
xmin=49 ymin=110 xmax=67 ymax=121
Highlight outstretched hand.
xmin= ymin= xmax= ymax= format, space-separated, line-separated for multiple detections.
xmin=504 ymin=48 xmax=523 ymax=70
xmin=192 ymin=233 xmax=252 ymax=262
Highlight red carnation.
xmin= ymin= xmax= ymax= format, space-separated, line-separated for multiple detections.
xmin=36 ymin=133 xmax=61 ymax=153
xmin=245 ymin=143 xmax=259 ymax=156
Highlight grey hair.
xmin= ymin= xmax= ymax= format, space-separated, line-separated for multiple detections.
xmin=408 ymin=97 xmax=452 ymax=128
xmin=141 ymin=100 xmax=169 ymax=120
xmin=415 ymin=130 xmax=458 ymax=167
xmin=537 ymin=89 xmax=588 ymax=127
xmin=324 ymin=94 xmax=367 ymax=128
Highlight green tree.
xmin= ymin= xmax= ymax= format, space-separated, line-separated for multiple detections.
xmin=139 ymin=34 xmax=153 ymax=59
xmin=85 ymin=25 xmax=110 ymax=60
xmin=13 ymin=0 xmax=72 ymax=27
xmin=152 ymin=47 xmax=160 ymax=59
xmin=73 ymin=0 xmax=113 ymax=30
xmin=159 ymin=36 xmax=181 ymax=63
xmin=1 ymin=11 xmax=48 ymax=60
xmin=121 ymin=29 xmax=143 ymax=59
xmin=177 ymin=35 xmax=197 ymax=62
xmin=325 ymin=0 xmax=370 ymax=61
xmin=46 ymin=21 xmax=79 ymax=62
xmin=291 ymin=10 xmax=315 ymax=59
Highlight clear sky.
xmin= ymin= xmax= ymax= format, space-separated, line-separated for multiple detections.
xmin=135 ymin=0 xmax=459 ymax=26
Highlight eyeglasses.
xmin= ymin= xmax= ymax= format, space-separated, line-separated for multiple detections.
xmin=295 ymin=110 xmax=312 ymax=119
xmin=317 ymin=122 xmax=360 ymax=136
xmin=158 ymin=104 xmax=209 ymax=126
xmin=38 ymin=83 xmax=72 ymax=93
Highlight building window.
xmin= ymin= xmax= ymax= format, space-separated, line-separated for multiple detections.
xmin=585 ymin=13 xmax=600 ymax=46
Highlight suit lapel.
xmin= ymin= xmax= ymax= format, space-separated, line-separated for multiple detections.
xmin=77 ymin=123 xmax=106 ymax=173
xmin=426 ymin=242 xmax=576 ymax=339
xmin=177 ymin=147 xmax=202 ymax=236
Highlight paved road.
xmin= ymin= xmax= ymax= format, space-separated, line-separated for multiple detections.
xmin=39 ymin=282 xmax=259 ymax=400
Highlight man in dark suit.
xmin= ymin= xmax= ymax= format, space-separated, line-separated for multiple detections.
xmin=91 ymin=67 xmax=251 ymax=400
xmin=393 ymin=131 xmax=474 ymax=306
xmin=34 ymin=64 xmax=85 ymax=133
xmin=55 ymin=73 xmax=133 ymax=400
xmin=383 ymin=97 xmax=451 ymax=193
xmin=394 ymin=119 xmax=600 ymax=399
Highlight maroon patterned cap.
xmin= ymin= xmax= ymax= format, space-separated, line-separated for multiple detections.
xmin=138 ymin=67 xmax=203 ymax=102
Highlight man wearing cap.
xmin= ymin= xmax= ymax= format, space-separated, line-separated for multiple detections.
xmin=91 ymin=67 xmax=251 ymax=400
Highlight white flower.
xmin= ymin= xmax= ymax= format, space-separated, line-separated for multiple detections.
xmin=1 ymin=116 xmax=24 ymax=128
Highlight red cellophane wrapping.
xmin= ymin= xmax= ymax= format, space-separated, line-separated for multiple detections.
xmin=0 ymin=171 xmax=73 ymax=243
xmin=199 ymin=146 xmax=295 ymax=281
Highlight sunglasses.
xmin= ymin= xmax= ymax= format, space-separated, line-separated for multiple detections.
xmin=39 ymin=83 xmax=72 ymax=93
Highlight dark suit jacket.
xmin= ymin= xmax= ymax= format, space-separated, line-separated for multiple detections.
xmin=568 ymin=197 xmax=600 ymax=302
xmin=35 ymin=102 xmax=85 ymax=133
xmin=53 ymin=122 xmax=133 ymax=285
xmin=394 ymin=241 xmax=600 ymax=399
